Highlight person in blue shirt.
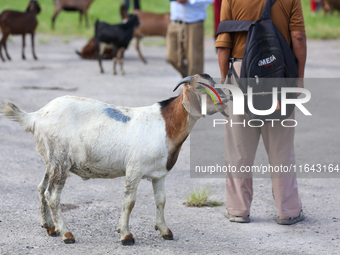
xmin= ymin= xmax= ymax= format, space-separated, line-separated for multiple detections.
xmin=166 ymin=0 xmax=213 ymax=77
xmin=124 ymin=0 xmax=141 ymax=11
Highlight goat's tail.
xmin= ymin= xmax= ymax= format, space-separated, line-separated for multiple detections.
xmin=0 ymin=101 xmax=35 ymax=133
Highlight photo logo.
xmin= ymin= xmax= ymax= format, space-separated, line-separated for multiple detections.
xmin=201 ymin=84 xmax=312 ymax=117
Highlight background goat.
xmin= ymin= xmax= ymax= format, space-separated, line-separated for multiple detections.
xmin=76 ymin=6 xmax=170 ymax=63
xmin=0 ymin=74 xmax=227 ymax=245
xmin=120 ymin=4 xmax=170 ymax=64
xmin=52 ymin=0 xmax=95 ymax=29
xmin=0 ymin=0 xmax=41 ymax=62
xmin=324 ymin=0 xmax=340 ymax=14
xmin=95 ymin=15 xmax=139 ymax=75
xmin=76 ymin=37 xmax=114 ymax=59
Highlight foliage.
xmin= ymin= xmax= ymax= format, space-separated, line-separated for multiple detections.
xmin=1 ymin=1 xmax=340 ymax=39
xmin=185 ymin=187 xmax=223 ymax=207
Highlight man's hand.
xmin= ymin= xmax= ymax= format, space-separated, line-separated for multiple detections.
xmin=291 ymin=31 xmax=307 ymax=96
xmin=177 ymin=0 xmax=188 ymax=3
xmin=217 ymin=47 xmax=231 ymax=82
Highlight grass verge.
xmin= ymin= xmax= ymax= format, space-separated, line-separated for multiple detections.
xmin=185 ymin=187 xmax=223 ymax=207
xmin=1 ymin=1 xmax=340 ymax=39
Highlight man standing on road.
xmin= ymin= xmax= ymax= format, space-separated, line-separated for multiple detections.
xmin=216 ymin=0 xmax=307 ymax=224
xmin=166 ymin=0 xmax=213 ymax=78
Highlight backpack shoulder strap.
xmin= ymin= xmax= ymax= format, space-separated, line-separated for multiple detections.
xmin=216 ymin=20 xmax=253 ymax=38
xmin=215 ymin=0 xmax=277 ymax=37
xmin=260 ymin=0 xmax=276 ymax=20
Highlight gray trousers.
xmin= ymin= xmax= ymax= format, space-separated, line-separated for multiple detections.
xmin=166 ymin=21 xmax=204 ymax=77
xmin=224 ymin=62 xmax=302 ymax=219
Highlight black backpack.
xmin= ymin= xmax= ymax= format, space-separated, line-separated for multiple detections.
xmin=216 ymin=0 xmax=298 ymax=120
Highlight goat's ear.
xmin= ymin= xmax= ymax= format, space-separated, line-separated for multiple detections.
xmin=36 ymin=4 xmax=41 ymax=14
xmin=182 ymin=86 xmax=202 ymax=119
xmin=120 ymin=4 xmax=129 ymax=21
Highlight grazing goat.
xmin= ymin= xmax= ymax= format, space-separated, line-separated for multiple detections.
xmin=0 ymin=74 xmax=228 ymax=245
xmin=76 ymin=6 xmax=170 ymax=63
xmin=120 ymin=4 xmax=170 ymax=64
xmin=76 ymin=37 xmax=114 ymax=59
xmin=95 ymin=15 xmax=139 ymax=75
xmin=324 ymin=0 xmax=340 ymax=14
xmin=52 ymin=0 xmax=95 ymax=29
xmin=0 ymin=0 xmax=41 ymax=62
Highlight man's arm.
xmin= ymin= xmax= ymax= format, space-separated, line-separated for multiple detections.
xmin=217 ymin=47 xmax=231 ymax=82
xmin=291 ymin=31 xmax=307 ymax=88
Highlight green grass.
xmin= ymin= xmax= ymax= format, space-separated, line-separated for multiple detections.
xmin=1 ymin=0 xmax=340 ymax=39
xmin=301 ymin=0 xmax=340 ymax=39
xmin=0 ymin=0 xmax=213 ymax=38
xmin=185 ymin=187 xmax=223 ymax=207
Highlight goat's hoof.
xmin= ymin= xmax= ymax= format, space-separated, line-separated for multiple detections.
xmin=34 ymin=56 xmax=38 ymax=60
xmin=46 ymin=226 xmax=58 ymax=237
xmin=63 ymin=232 xmax=75 ymax=244
xmin=162 ymin=229 xmax=174 ymax=240
xmin=121 ymin=234 xmax=135 ymax=245
xmin=22 ymin=56 xmax=26 ymax=60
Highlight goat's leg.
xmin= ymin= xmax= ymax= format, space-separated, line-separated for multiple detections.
xmin=152 ymin=177 xmax=173 ymax=240
xmin=117 ymin=173 xmax=142 ymax=245
xmin=38 ymin=172 xmax=56 ymax=236
xmin=112 ymin=46 xmax=118 ymax=75
xmin=116 ymin=47 xmax=125 ymax=75
xmin=79 ymin=11 xmax=83 ymax=26
xmin=44 ymin=164 xmax=74 ymax=244
xmin=51 ymin=9 xmax=61 ymax=29
xmin=31 ymin=32 xmax=38 ymax=60
xmin=22 ymin=34 xmax=26 ymax=60
xmin=135 ymin=37 xmax=147 ymax=64
xmin=113 ymin=57 xmax=117 ymax=75
xmin=0 ymin=36 xmax=4 ymax=62
xmin=85 ymin=12 xmax=89 ymax=28
xmin=98 ymin=43 xmax=106 ymax=73
xmin=0 ymin=33 xmax=11 ymax=61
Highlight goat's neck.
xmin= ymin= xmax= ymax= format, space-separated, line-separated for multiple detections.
xmin=161 ymin=94 xmax=193 ymax=146
xmin=161 ymin=95 xmax=197 ymax=170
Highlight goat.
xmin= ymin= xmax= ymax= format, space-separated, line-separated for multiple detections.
xmin=324 ymin=0 xmax=340 ymax=14
xmin=76 ymin=37 xmax=114 ymax=60
xmin=0 ymin=74 xmax=228 ymax=245
xmin=0 ymin=0 xmax=41 ymax=62
xmin=95 ymin=15 xmax=139 ymax=75
xmin=76 ymin=6 xmax=170 ymax=63
xmin=121 ymin=4 xmax=170 ymax=64
xmin=52 ymin=0 xmax=95 ymax=29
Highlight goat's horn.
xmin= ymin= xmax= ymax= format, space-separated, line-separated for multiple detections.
xmin=173 ymin=76 xmax=192 ymax=92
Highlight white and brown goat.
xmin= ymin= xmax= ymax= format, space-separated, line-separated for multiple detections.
xmin=0 ymin=74 xmax=227 ymax=245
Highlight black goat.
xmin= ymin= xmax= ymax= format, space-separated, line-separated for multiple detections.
xmin=95 ymin=15 xmax=139 ymax=75
xmin=0 ymin=0 xmax=41 ymax=62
